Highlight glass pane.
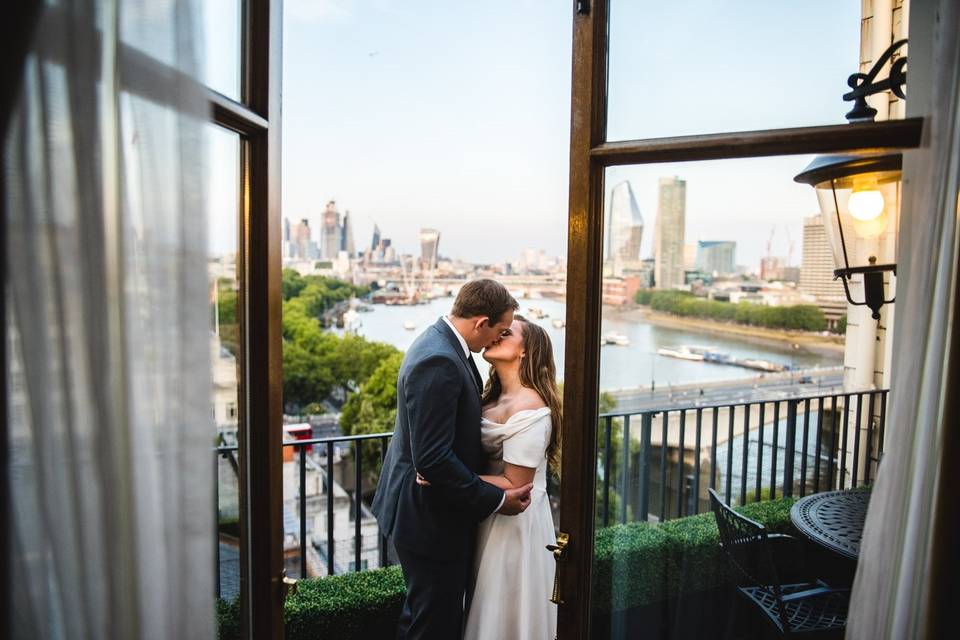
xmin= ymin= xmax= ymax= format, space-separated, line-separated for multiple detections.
xmin=207 ymin=124 xmax=242 ymax=600
xmin=605 ymin=0 xmax=902 ymax=141
xmin=203 ymin=0 xmax=242 ymax=99
xmin=590 ymin=157 xmax=862 ymax=637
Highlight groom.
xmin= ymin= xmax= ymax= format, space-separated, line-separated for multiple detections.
xmin=372 ymin=279 xmax=534 ymax=639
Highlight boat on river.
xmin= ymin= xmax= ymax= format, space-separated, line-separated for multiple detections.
xmin=658 ymin=346 xmax=704 ymax=361
xmin=603 ymin=333 xmax=630 ymax=346
xmin=552 ymin=318 xmax=566 ymax=329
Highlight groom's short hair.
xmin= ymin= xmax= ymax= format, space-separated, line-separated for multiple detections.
xmin=451 ymin=279 xmax=518 ymax=324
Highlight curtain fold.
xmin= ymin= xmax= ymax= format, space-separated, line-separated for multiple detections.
xmin=5 ymin=1 xmax=213 ymax=638
xmin=846 ymin=1 xmax=960 ymax=638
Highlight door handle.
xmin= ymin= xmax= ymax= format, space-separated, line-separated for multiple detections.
xmin=280 ymin=569 xmax=299 ymax=599
xmin=546 ymin=532 xmax=569 ymax=605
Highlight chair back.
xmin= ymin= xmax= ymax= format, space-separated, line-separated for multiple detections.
xmin=708 ymin=489 xmax=782 ymax=594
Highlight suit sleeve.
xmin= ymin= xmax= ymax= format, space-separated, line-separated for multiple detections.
xmin=405 ymin=355 xmax=504 ymax=521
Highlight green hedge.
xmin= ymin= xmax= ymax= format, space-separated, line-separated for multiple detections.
xmin=217 ymin=566 xmax=406 ymax=640
xmin=217 ymin=498 xmax=796 ymax=637
xmin=592 ymin=496 xmax=795 ymax=613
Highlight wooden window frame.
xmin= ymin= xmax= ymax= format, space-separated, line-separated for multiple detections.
xmin=558 ymin=2 xmax=922 ymax=638
xmin=0 ymin=1 xmax=284 ymax=638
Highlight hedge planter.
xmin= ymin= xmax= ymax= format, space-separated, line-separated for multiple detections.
xmin=218 ymin=497 xmax=797 ymax=639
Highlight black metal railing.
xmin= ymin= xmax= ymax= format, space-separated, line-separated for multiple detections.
xmin=214 ymin=388 xmax=888 ymax=593
xmin=596 ymin=389 xmax=888 ymax=526
xmin=215 ymin=431 xmax=393 ymax=593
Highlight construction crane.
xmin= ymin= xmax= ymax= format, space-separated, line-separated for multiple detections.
xmin=784 ymin=224 xmax=796 ymax=267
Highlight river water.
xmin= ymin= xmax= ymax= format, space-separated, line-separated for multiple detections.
xmin=338 ymin=296 xmax=840 ymax=392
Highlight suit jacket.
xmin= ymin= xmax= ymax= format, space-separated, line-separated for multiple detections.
xmin=372 ymin=318 xmax=505 ymax=558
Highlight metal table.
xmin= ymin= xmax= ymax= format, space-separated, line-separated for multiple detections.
xmin=790 ymin=488 xmax=871 ymax=560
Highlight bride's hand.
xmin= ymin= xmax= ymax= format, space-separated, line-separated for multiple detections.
xmin=415 ymin=472 xmax=432 ymax=487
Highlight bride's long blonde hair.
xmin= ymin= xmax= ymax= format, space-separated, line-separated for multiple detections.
xmin=482 ymin=315 xmax=562 ymax=471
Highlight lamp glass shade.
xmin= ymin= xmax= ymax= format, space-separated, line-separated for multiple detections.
xmin=811 ymin=169 xmax=900 ymax=270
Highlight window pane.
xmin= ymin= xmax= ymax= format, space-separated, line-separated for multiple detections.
xmin=207 ymin=124 xmax=242 ymax=599
xmin=605 ymin=0 xmax=902 ymax=141
xmin=590 ymin=157 xmax=864 ymax=637
xmin=203 ymin=0 xmax=242 ymax=99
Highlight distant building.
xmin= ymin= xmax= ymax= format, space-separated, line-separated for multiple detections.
xmin=696 ymin=240 xmax=736 ymax=275
xmin=605 ymin=181 xmax=644 ymax=273
xmin=420 ymin=228 xmax=440 ymax=270
xmin=800 ymin=214 xmax=846 ymax=324
xmin=683 ymin=243 xmax=697 ymax=271
xmin=654 ymin=176 xmax=686 ymax=289
xmin=370 ymin=224 xmax=381 ymax=252
xmin=292 ymin=218 xmax=311 ymax=260
xmin=760 ymin=256 xmax=785 ymax=281
xmin=320 ymin=201 xmax=342 ymax=260
xmin=341 ymin=210 xmax=356 ymax=257
xmin=602 ymin=276 xmax=642 ymax=306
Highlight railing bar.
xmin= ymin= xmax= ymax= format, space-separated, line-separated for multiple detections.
xmin=852 ymin=393 xmax=863 ymax=488
xmin=326 ymin=441 xmax=335 ymax=576
xmin=839 ymin=394 xmax=851 ymax=490
xmin=300 ymin=443 xmax=308 ymax=579
xmin=800 ymin=398 xmax=811 ymax=497
xmin=355 ymin=440 xmax=363 ymax=572
xmin=726 ymin=406 xmax=734 ymax=505
xmin=756 ymin=403 xmax=765 ymax=502
xmin=782 ymin=400 xmax=797 ymax=499
xmin=677 ymin=409 xmax=687 ymax=517
xmin=814 ymin=398 xmax=824 ymax=494
xmin=865 ymin=392 xmax=877 ymax=484
xmin=878 ymin=390 xmax=888 ymax=460
xmin=621 ymin=415 xmax=631 ymax=524
xmin=379 ymin=436 xmax=389 ymax=568
xmin=660 ymin=411 xmax=669 ymax=522
xmin=603 ymin=416 xmax=612 ymax=528
xmin=693 ymin=408 xmax=702 ymax=515
xmin=828 ymin=396 xmax=839 ymax=491
xmin=710 ymin=407 xmax=719 ymax=491
xmin=639 ymin=413 xmax=652 ymax=522
xmin=741 ymin=404 xmax=750 ymax=507
xmin=215 ymin=450 xmax=221 ymax=598
xmin=771 ymin=401 xmax=780 ymax=500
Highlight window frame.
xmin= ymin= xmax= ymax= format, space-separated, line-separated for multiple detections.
xmin=557 ymin=2 xmax=922 ymax=638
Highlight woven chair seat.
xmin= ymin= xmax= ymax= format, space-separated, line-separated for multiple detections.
xmin=739 ymin=581 xmax=850 ymax=634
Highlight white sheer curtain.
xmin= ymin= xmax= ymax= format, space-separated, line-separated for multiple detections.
xmin=5 ymin=1 xmax=213 ymax=638
xmin=847 ymin=0 xmax=960 ymax=637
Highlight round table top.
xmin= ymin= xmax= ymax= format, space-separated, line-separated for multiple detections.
xmin=790 ymin=488 xmax=871 ymax=560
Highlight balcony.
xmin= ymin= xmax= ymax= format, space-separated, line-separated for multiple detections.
xmin=214 ymin=387 xmax=886 ymax=638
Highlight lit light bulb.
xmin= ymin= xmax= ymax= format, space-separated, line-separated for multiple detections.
xmin=847 ymin=189 xmax=885 ymax=221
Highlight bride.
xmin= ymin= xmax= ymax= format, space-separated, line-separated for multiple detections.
xmin=465 ymin=314 xmax=561 ymax=640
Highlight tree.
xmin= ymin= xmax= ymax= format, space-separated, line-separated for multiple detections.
xmin=340 ymin=352 xmax=404 ymax=487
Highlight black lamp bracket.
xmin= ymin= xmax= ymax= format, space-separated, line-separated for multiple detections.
xmin=844 ymin=39 xmax=908 ymax=123
xmin=834 ymin=264 xmax=897 ymax=320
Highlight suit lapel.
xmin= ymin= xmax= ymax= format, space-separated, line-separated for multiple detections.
xmin=434 ymin=318 xmax=482 ymax=397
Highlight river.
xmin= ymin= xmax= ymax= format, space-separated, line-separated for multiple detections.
xmin=337 ymin=296 xmax=841 ymax=392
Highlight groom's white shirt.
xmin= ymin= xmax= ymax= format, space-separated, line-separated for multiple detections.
xmin=442 ymin=315 xmax=505 ymax=516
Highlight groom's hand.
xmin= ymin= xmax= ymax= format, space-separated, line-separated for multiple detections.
xmin=497 ymin=483 xmax=534 ymax=516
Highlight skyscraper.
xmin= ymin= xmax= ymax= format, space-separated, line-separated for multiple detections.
xmin=605 ymin=181 xmax=644 ymax=266
xmin=696 ymin=240 xmax=736 ymax=275
xmin=320 ymin=200 xmax=342 ymax=260
xmin=292 ymin=219 xmax=311 ymax=260
xmin=654 ymin=176 xmax=686 ymax=289
xmin=800 ymin=214 xmax=846 ymax=321
xmin=341 ymin=210 xmax=356 ymax=257
xmin=420 ymin=228 xmax=440 ymax=270
xmin=370 ymin=224 xmax=381 ymax=252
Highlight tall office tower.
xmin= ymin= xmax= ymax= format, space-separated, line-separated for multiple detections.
xmin=341 ymin=210 xmax=356 ymax=257
xmin=800 ymin=214 xmax=846 ymax=316
xmin=696 ymin=240 xmax=737 ymax=275
xmin=760 ymin=256 xmax=785 ymax=281
xmin=605 ymin=181 xmax=644 ymax=265
xmin=420 ymin=228 xmax=440 ymax=270
xmin=654 ymin=176 xmax=686 ymax=289
xmin=292 ymin=219 xmax=311 ymax=259
xmin=370 ymin=224 xmax=381 ymax=252
xmin=320 ymin=200 xmax=342 ymax=260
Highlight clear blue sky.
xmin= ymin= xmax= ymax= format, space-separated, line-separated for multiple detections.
xmin=211 ymin=0 xmax=863 ymax=269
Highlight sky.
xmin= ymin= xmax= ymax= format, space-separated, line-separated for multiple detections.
xmin=208 ymin=0 xmax=863 ymax=268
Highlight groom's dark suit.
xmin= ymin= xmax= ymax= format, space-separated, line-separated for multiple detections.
xmin=372 ymin=318 xmax=505 ymax=639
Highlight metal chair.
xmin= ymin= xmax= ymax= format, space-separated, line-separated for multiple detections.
xmin=708 ymin=489 xmax=850 ymax=638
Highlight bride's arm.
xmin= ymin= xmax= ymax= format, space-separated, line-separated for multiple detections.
xmin=480 ymin=462 xmax=536 ymax=491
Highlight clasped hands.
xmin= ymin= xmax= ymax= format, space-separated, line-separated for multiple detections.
xmin=415 ymin=472 xmax=533 ymax=515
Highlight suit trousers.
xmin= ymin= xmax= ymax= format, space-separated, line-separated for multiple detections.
xmin=395 ymin=541 xmax=470 ymax=640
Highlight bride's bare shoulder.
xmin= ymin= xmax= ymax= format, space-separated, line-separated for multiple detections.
xmin=513 ymin=388 xmax=547 ymax=412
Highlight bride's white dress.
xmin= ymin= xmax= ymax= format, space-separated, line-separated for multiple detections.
xmin=464 ymin=407 xmax=557 ymax=640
